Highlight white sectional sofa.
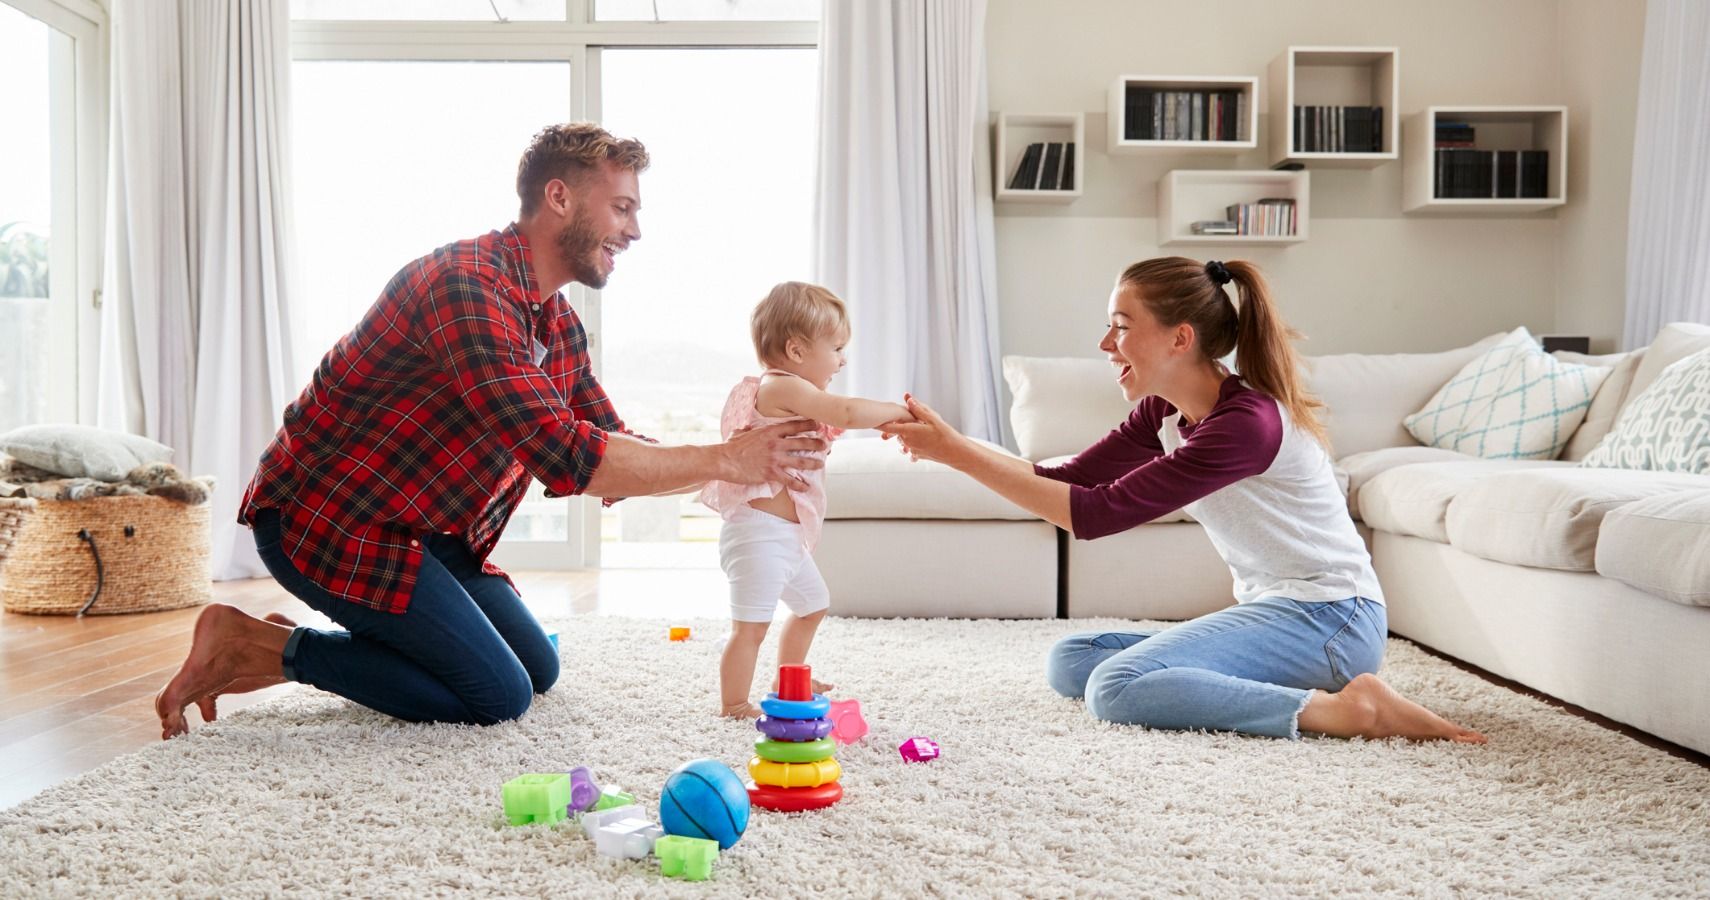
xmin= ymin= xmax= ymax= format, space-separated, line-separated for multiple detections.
xmin=817 ymin=323 xmax=1710 ymax=755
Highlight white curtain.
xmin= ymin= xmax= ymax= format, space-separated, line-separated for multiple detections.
xmin=98 ymin=0 xmax=298 ymax=580
xmin=1623 ymin=0 xmax=1710 ymax=348
xmin=813 ymin=0 xmax=1004 ymax=441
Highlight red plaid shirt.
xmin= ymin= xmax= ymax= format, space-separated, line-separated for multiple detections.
xmin=240 ymin=225 xmax=626 ymax=613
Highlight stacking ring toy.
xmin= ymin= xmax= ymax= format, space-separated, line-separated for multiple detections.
xmin=748 ymin=755 xmax=842 ymax=788
xmin=756 ymin=715 xmax=833 ymax=742
xmin=753 ymin=737 xmax=835 ymax=764
xmin=760 ymin=693 xmax=830 ymax=720
xmin=747 ymin=781 xmax=843 ymax=812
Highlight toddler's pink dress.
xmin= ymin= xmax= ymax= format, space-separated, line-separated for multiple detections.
xmin=698 ymin=370 xmax=843 ymax=551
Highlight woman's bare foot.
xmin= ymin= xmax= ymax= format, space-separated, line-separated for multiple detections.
xmin=153 ymin=604 xmax=292 ymax=740
xmin=193 ymin=613 xmax=298 ymax=724
xmin=720 ymin=701 xmax=762 ymax=719
xmin=1302 ymin=673 xmax=1487 ymax=743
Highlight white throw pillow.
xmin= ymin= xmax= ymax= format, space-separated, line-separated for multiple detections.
xmin=1579 ymin=348 xmax=1710 ymax=474
xmin=1002 ymin=356 xmax=1134 ymax=461
xmin=0 ymin=423 xmax=174 ymax=481
xmin=1403 ymin=327 xmax=1611 ymax=460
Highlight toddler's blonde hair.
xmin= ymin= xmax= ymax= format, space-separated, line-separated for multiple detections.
xmin=751 ymin=281 xmax=849 ymax=367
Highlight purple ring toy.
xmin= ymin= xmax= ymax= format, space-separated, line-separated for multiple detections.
xmin=756 ymin=714 xmax=833 ymax=742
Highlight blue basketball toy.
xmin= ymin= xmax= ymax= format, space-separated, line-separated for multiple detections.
xmin=658 ymin=758 xmax=750 ymax=850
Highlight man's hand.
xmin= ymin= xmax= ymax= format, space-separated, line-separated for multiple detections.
xmin=720 ymin=420 xmax=828 ymax=486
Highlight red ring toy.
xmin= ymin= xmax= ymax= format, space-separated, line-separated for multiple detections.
xmin=746 ymin=780 xmax=843 ymax=812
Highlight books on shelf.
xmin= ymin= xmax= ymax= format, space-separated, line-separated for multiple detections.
xmin=1005 ymin=141 xmax=1077 ymax=192
xmin=1222 ymin=198 xmax=1297 ymax=237
xmin=1433 ymin=149 xmax=1549 ymax=199
xmin=1291 ymin=106 xmax=1384 ymax=152
xmin=1124 ymin=87 xmax=1247 ymax=142
xmin=1191 ymin=220 xmax=1238 ymax=235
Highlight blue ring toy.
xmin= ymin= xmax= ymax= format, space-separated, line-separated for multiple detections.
xmin=759 ymin=693 xmax=830 ymax=720
xmin=756 ymin=715 xmax=833 ymax=742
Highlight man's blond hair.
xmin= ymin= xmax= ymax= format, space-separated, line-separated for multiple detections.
xmin=751 ymin=282 xmax=849 ymax=367
xmin=516 ymin=122 xmax=651 ymax=216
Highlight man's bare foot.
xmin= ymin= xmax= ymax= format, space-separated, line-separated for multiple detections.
xmin=193 ymin=613 xmax=298 ymax=724
xmin=720 ymin=701 xmax=762 ymax=719
xmin=1304 ymin=673 xmax=1487 ymax=743
xmin=154 ymin=604 xmax=290 ymax=740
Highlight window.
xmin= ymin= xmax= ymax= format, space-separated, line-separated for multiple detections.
xmin=594 ymin=0 xmax=818 ymax=21
xmin=596 ymin=47 xmax=817 ymax=567
xmin=288 ymin=11 xmax=816 ymax=568
xmin=0 ymin=0 xmax=92 ymax=433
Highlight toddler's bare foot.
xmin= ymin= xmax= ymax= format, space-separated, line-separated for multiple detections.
xmin=720 ymin=701 xmax=762 ymax=719
xmin=768 ymin=676 xmax=835 ymax=694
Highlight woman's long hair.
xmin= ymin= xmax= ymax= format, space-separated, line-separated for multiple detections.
xmin=1118 ymin=257 xmax=1328 ymax=448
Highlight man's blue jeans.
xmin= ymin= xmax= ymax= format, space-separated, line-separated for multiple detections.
xmin=253 ymin=509 xmax=558 ymax=725
xmin=1046 ymin=596 xmax=1387 ymax=739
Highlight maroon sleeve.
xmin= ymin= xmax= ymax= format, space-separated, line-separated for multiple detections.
xmin=1034 ymin=399 xmax=1168 ymax=487
xmin=1065 ymin=392 xmax=1285 ymax=540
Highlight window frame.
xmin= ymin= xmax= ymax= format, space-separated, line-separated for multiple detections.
xmin=289 ymin=1 xmax=816 ymax=569
xmin=3 ymin=0 xmax=108 ymax=427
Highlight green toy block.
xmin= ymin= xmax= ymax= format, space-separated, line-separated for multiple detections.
xmin=656 ymin=835 xmax=719 ymax=881
xmin=502 ymin=774 xmax=571 ymax=826
xmin=591 ymin=788 xmax=636 ymax=812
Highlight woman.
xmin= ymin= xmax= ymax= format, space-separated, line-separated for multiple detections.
xmin=883 ymin=258 xmax=1485 ymax=743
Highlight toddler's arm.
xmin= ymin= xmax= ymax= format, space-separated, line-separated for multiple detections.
xmin=758 ymin=375 xmax=913 ymax=430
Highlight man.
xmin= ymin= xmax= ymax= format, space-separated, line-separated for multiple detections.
xmin=154 ymin=123 xmax=823 ymax=738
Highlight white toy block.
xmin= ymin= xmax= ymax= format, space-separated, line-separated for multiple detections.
xmin=579 ymin=804 xmax=640 ymax=838
xmin=592 ymin=815 xmax=663 ymax=860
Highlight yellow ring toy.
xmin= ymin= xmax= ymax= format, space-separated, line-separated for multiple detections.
xmin=747 ymin=755 xmax=842 ymax=789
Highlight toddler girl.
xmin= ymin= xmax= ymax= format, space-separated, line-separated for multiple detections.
xmin=699 ymin=282 xmax=911 ymax=717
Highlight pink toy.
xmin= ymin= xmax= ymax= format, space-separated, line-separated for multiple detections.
xmin=827 ymin=699 xmax=869 ymax=745
xmin=899 ymin=736 xmax=940 ymax=763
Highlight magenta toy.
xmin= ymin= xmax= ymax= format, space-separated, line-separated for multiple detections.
xmin=568 ymin=766 xmax=600 ymax=813
xmin=827 ymin=699 xmax=869 ymax=745
xmin=756 ymin=714 xmax=833 ymax=742
xmin=899 ymin=737 xmax=940 ymax=763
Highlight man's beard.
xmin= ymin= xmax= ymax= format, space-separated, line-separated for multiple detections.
xmin=555 ymin=211 xmax=608 ymax=290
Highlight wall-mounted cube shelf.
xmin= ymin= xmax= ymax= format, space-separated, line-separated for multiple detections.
xmin=994 ymin=112 xmax=1084 ymax=203
xmin=1158 ymin=170 xmax=1309 ymax=246
xmin=1107 ymin=75 xmax=1258 ymax=155
xmin=1268 ymin=46 xmax=1399 ymax=168
xmin=1403 ymin=106 xmax=1568 ymax=213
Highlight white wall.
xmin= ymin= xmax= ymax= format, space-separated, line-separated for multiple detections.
xmin=986 ymin=0 xmax=1645 ymax=361
xmin=1557 ymin=0 xmax=1645 ymax=352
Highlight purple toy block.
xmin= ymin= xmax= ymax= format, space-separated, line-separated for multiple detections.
xmin=568 ymin=766 xmax=600 ymax=813
xmin=899 ymin=736 xmax=940 ymax=763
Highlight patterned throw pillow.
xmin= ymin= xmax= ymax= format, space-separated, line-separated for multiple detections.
xmin=1403 ymin=327 xmax=1612 ymax=460
xmin=1579 ymin=348 xmax=1710 ymax=474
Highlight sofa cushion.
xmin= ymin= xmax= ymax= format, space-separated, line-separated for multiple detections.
xmin=1579 ymin=348 xmax=1710 ymax=475
xmin=1336 ymin=446 xmax=1474 ymax=520
xmin=825 ymin=437 xmax=1038 ymax=520
xmin=1002 ymin=356 xmax=1134 ymax=461
xmin=1358 ymin=458 xmax=1571 ymax=543
xmin=1595 ymin=490 xmax=1710 ymax=606
xmin=1619 ymin=322 xmax=1710 ymax=419
xmin=1445 ymin=468 xmax=1710 ymax=571
xmin=1305 ymin=331 xmax=1507 ymax=458
xmin=1554 ymin=349 xmax=1645 ymax=461
xmin=1402 ymin=327 xmax=1611 ymax=461
xmin=0 ymin=423 xmax=174 ymax=482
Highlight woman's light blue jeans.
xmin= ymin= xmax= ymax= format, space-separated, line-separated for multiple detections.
xmin=1046 ymin=596 xmax=1387 ymax=739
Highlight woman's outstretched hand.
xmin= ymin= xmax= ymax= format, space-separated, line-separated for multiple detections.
xmin=877 ymin=394 xmax=971 ymax=466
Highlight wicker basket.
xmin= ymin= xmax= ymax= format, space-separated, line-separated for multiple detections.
xmin=0 ymin=494 xmax=212 ymax=615
xmin=0 ymin=497 xmax=30 ymax=568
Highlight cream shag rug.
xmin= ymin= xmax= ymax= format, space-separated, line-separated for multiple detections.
xmin=3 ymin=616 xmax=1708 ymax=898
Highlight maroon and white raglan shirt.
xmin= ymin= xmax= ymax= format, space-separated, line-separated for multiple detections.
xmin=1036 ymin=375 xmax=1384 ymax=606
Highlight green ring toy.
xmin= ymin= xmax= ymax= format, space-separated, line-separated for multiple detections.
xmin=753 ymin=737 xmax=835 ymax=763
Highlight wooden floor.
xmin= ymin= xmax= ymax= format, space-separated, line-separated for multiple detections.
xmin=2 ymin=569 xmax=1704 ymax=810
xmin=0 ymin=568 xmax=727 ymax=811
